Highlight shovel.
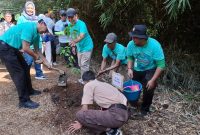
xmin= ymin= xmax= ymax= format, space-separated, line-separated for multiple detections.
xmin=51 ymin=67 xmax=67 ymax=87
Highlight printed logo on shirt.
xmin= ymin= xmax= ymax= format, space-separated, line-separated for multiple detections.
xmin=135 ymin=53 xmax=152 ymax=70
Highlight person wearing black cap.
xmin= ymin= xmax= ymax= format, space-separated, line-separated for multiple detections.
xmin=54 ymin=10 xmax=78 ymax=67
xmin=127 ymin=24 xmax=165 ymax=116
xmin=66 ymin=8 xmax=93 ymax=84
xmin=0 ymin=20 xmax=52 ymax=109
xmin=54 ymin=10 xmax=68 ymax=65
xmin=97 ymin=32 xmax=127 ymax=77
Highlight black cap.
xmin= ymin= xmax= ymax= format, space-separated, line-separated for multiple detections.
xmin=129 ymin=25 xmax=148 ymax=39
xmin=59 ymin=10 xmax=66 ymax=16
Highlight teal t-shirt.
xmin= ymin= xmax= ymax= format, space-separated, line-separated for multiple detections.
xmin=69 ymin=19 xmax=93 ymax=53
xmin=17 ymin=15 xmax=30 ymax=24
xmin=102 ymin=43 xmax=127 ymax=64
xmin=0 ymin=22 xmax=40 ymax=50
xmin=17 ymin=15 xmax=42 ymax=49
xmin=127 ymin=37 xmax=165 ymax=71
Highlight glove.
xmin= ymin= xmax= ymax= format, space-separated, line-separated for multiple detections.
xmin=55 ymin=31 xmax=65 ymax=36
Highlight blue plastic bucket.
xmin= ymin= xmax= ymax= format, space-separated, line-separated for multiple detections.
xmin=123 ymin=80 xmax=142 ymax=101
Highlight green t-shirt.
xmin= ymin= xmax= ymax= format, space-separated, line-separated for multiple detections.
xmin=69 ymin=19 xmax=93 ymax=53
xmin=127 ymin=37 xmax=165 ymax=71
xmin=102 ymin=43 xmax=127 ymax=64
xmin=0 ymin=22 xmax=40 ymax=50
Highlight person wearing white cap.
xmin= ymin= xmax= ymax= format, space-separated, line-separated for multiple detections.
xmin=66 ymin=8 xmax=93 ymax=84
xmin=0 ymin=20 xmax=52 ymax=109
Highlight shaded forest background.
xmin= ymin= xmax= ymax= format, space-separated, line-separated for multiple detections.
xmin=0 ymin=0 xmax=200 ymax=91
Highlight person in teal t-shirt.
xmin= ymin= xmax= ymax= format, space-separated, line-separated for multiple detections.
xmin=0 ymin=21 xmax=51 ymax=109
xmin=66 ymin=8 xmax=93 ymax=84
xmin=97 ymin=33 xmax=127 ymax=77
xmin=127 ymin=25 xmax=165 ymax=116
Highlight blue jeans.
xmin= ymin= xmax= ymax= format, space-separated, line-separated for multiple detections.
xmin=23 ymin=52 xmax=44 ymax=77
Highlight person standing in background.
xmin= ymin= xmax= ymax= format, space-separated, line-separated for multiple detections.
xmin=54 ymin=10 xmax=69 ymax=66
xmin=0 ymin=12 xmax=14 ymax=36
xmin=66 ymin=8 xmax=93 ymax=84
xmin=0 ymin=12 xmax=14 ymax=64
xmin=54 ymin=10 xmax=78 ymax=67
xmin=43 ymin=11 xmax=55 ymax=65
xmin=17 ymin=1 xmax=46 ymax=80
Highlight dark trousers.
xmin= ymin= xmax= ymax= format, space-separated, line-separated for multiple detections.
xmin=60 ymin=43 xmax=78 ymax=67
xmin=76 ymin=104 xmax=128 ymax=134
xmin=131 ymin=69 xmax=157 ymax=112
xmin=51 ymin=41 xmax=56 ymax=63
xmin=0 ymin=41 xmax=33 ymax=102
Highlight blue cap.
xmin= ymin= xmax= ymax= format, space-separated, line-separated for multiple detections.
xmin=59 ymin=10 xmax=66 ymax=16
xmin=66 ymin=8 xmax=76 ymax=17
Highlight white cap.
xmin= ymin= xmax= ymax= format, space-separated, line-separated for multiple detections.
xmin=38 ymin=14 xmax=54 ymax=34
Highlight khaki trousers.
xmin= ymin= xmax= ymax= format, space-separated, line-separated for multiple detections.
xmin=77 ymin=51 xmax=92 ymax=78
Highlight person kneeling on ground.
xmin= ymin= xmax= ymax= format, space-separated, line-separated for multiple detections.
xmin=68 ymin=71 xmax=128 ymax=135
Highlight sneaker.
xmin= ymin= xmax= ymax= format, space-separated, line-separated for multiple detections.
xmin=78 ymin=79 xmax=85 ymax=85
xmin=19 ymin=100 xmax=39 ymax=109
xmin=52 ymin=62 xmax=58 ymax=66
xmin=106 ymin=128 xmax=123 ymax=135
xmin=35 ymin=76 xmax=47 ymax=80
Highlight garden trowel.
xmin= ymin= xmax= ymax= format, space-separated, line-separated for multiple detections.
xmin=51 ymin=67 xmax=67 ymax=87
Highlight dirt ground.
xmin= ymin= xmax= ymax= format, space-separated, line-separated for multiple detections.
xmin=0 ymin=59 xmax=200 ymax=135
